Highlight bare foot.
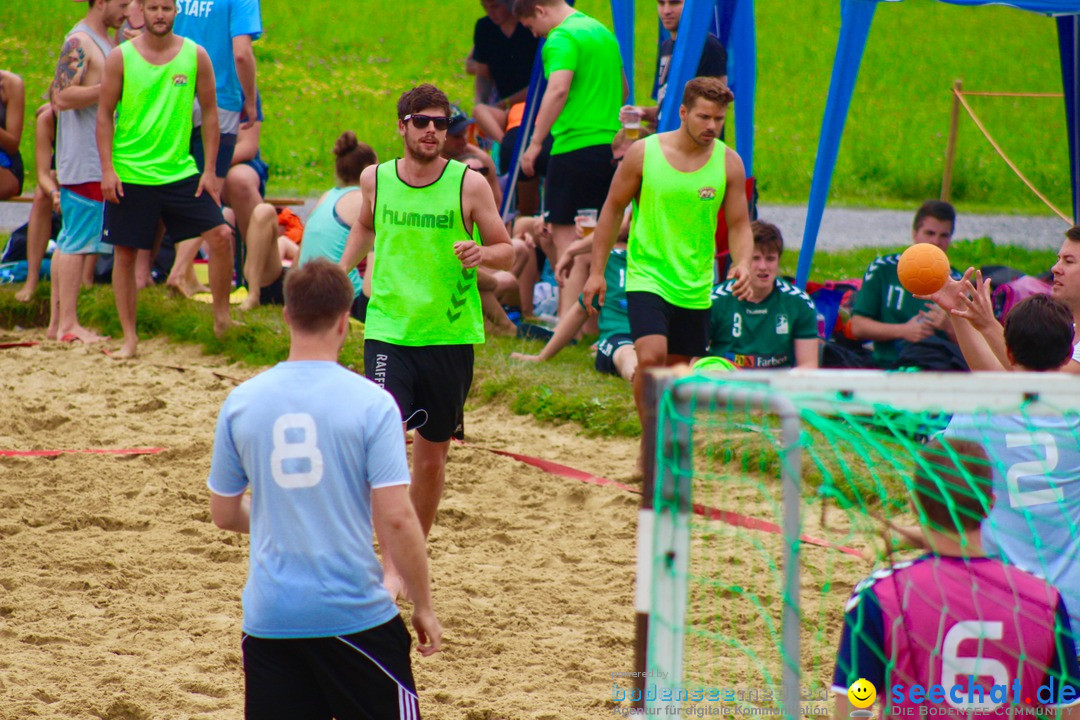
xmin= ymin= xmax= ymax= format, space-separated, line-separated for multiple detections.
xmin=14 ymin=283 xmax=36 ymax=302
xmin=135 ymin=272 xmax=154 ymax=290
xmin=214 ymin=315 xmax=233 ymax=339
xmin=46 ymin=324 xmax=59 ymax=341
xmin=59 ymin=325 xmax=108 ymax=344
xmin=165 ymin=278 xmax=211 ymax=298
xmin=239 ymin=294 xmax=260 ymax=312
xmin=105 ymin=343 xmax=137 ymax=360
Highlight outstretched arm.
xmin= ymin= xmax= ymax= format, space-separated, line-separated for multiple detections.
xmin=194 ymin=47 xmax=222 ymax=204
xmin=511 ymin=300 xmax=589 ymax=363
xmin=723 ymin=148 xmax=752 ymax=301
xmin=96 ymin=48 xmax=124 ymax=203
xmin=372 ymin=485 xmax=441 ymax=656
xmin=340 ymin=165 xmax=377 ymax=272
xmin=521 ymin=69 xmax=571 ymax=177
xmin=232 ymin=34 xmax=258 ymax=130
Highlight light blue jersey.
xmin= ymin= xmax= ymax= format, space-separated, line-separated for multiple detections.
xmin=175 ymin=0 xmax=261 ymax=114
xmin=945 ymin=413 xmax=1080 ymax=633
xmin=208 ymin=361 xmax=409 ymax=639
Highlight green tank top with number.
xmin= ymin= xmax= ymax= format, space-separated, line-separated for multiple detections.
xmin=114 ymin=38 xmax=199 ymax=185
xmin=627 ymin=133 xmax=727 ymax=309
xmin=365 ymin=159 xmax=484 ymax=346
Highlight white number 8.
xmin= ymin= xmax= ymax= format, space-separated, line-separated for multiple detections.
xmin=270 ymin=413 xmax=324 ymax=489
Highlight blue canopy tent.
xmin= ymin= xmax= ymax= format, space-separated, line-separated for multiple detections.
xmin=501 ymin=0 xmax=758 ymax=219
xmin=795 ymin=0 xmax=1080 ymax=289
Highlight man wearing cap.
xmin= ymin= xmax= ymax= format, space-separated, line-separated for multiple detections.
xmin=441 ymin=103 xmax=502 ymax=207
xmin=47 ymin=0 xmax=131 ymax=344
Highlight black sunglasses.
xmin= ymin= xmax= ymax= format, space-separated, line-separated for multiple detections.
xmin=403 ymin=114 xmax=450 ymax=131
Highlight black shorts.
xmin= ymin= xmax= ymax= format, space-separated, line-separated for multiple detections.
xmin=544 ymin=143 xmax=616 ymax=225
xmin=364 ymin=340 xmax=473 ymax=443
xmin=103 ymin=175 xmax=226 ymax=251
xmin=259 ymin=268 xmax=286 ymax=306
xmin=190 ymin=130 xmax=238 ymax=180
xmin=626 ymin=291 xmax=709 ymax=358
xmin=350 ymin=293 xmax=369 ymax=323
xmin=242 ymin=615 xmax=419 ymax=720
xmin=1 ymin=151 xmax=24 ymax=195
xmin=500 ymin=126 xmax=552 ymax=179
xmin=595 ymin=333 xmax=634 ymax=376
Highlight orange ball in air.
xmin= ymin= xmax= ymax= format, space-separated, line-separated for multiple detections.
xmin=897 ymin=243 xmax=950 ymax=296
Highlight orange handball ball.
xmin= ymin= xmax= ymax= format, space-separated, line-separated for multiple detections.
xmin=897 ymin=243 xmax=950 ymax=296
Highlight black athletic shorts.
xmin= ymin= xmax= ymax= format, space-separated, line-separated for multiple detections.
xmin=190 ymin=130 xmax=238 ymax=180
xmin=350 ymin=293 xmax=369 ymax=323
xmin=544 ymin=143 xmax=616 ymax=225
xmin=499 ymin=126 xmax=552 ymax=179
xmin=595 ymin=333 xmax=634 ymax=376
xmin=626 ymin=291 xmax=709 ymax=358
xmin=1 ymin=151 xmax=24 ymax=195
xmin=259 ymin=268 xmax=286 ymax=306
xmin=242 ymin=615 xmax=420 ymax=720
xmin=364 ymin=340 xmax=473 ymax=443
xmin=102 ymin=174 xmax=226 ymax=251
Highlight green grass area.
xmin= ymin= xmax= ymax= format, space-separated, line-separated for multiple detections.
xmin=0 ymin=238 xmax=1057 ymax=439
xmin=0 ymin=0 xmax=1067 ymax=213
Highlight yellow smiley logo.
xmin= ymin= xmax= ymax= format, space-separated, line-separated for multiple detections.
xmin=848 ymin=678 xmax=876 ymax=709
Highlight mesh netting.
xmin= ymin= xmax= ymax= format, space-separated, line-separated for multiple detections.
xmin=643 ymin=374 xmax=1080 ymax=717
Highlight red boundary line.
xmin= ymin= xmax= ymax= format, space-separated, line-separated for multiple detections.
xmin=0 ymin=447 xmax=166 ymax=457
xmin=456 ymin=441 xmax=862 ymax=558
xmin=0 ymin=342 xmax=39 ymax=349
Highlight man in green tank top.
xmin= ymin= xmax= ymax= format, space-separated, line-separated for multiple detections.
xmin=583 ymin=76 xmax=753 ymax=462
xmin=97 ymin=0 xmax=234 ymax=359
xmin=338 ymin=84 xmax=514 ymax=600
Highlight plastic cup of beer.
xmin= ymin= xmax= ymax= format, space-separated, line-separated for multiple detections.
xmin=623 ymin=108 xmax=642 ymax=140
xmin=577 ymin=208 xmax=598 ymax=237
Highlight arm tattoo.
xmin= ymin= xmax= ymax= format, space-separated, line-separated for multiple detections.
xmin=52 ymin=37 xmax=86 ymax=93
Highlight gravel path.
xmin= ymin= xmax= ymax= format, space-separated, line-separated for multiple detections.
xmin=1 ymin=199 xmax=1070 ymax=250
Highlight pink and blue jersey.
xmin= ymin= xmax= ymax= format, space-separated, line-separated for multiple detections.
xmin=832 ymin=554 xmax=1080 ymax=714
xmin=945 ymin=414 xmax=1080 ymax=635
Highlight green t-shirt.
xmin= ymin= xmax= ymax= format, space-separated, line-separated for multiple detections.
xmin=627 ymin=134 xmax=726 ymax=310
xmin=114 ymin=39 xmax=199 ymax=185
xmin=542 ymin=11 xmax=622 ymax=155
xmin=578 ymin=247 xmax=630 ymax=341
xmin=365 ymin=159 xmax=484 ymax=346
xmin=851 ymin=253 xmax=960 ymax=367
xmin=707 ymin=278 xmax=819 ymax=368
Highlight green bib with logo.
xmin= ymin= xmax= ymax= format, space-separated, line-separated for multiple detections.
xmin=365 ymin=159 xmax=484 ymax=346
xmin=627 ymin=134 xmax=726 ymax=309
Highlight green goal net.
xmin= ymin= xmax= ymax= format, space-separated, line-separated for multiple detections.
xmin=630 ymin=371 xmax=1080 ymax=719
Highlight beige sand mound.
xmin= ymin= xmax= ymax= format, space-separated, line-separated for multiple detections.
xmin=0 ymin=336 xmax=646 ymax=719
xmin=0 ymin=334 xmax=871 ymax=719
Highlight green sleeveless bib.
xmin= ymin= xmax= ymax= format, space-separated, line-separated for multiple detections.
xmin=365 ymin=160 xmax=484 ymax=345
xmin=114 ymin=39 xmax=199 ymax=185
xmin=627 ymin=134 xmax=727 ymax=309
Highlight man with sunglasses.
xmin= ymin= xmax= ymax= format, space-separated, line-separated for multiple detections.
xmin=340 ymin=83 xmax=514 ymax=600
xmin=441 ymin=103 xmax=501 ymax=207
